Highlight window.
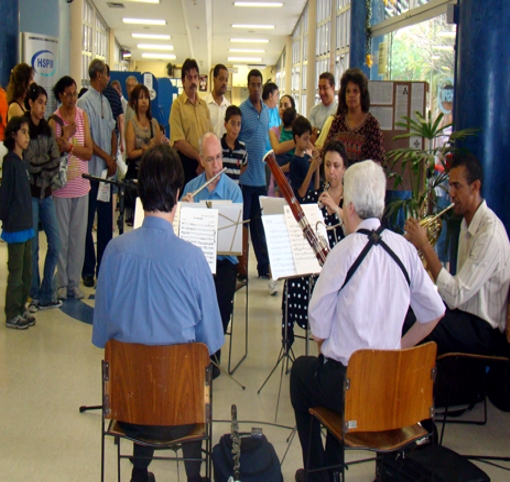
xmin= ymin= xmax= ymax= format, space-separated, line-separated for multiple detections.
xmin=81 ymin=0 xmax=109 ymax=86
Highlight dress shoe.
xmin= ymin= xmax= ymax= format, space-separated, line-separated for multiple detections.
xmin=295 ymin=468 xmax=306 ymax=482
xmin=83 ymin=276 xmax=95 ymax=288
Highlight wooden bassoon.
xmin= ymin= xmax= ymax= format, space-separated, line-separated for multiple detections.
xmin=263 ymin=150 xmax=330 ymax=266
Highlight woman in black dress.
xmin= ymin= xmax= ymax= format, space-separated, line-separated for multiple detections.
xmin=282 ymin=140 xmax=350 ymax=346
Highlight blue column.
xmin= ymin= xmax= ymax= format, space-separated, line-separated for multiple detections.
xmin=0 ymin=0 xmax=20 ymax=88
xmin=455 ymin=0 xmax=510 ymax=233
xmin=350 ymin=0 xmax=370 ymax=77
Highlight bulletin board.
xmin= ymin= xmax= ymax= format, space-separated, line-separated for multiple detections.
xmin=369 ymin=81 xmax=428 ymax=191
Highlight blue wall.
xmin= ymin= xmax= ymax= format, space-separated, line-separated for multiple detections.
xmin=0 ymin=0 xmax=20 ymax=88
xmin=20 ymin=0 xmax=60 ymax=37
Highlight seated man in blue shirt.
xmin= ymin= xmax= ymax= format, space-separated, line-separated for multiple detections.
xmin=182 ymin=132 xmax=243 ymax=372
xmin=93 ymin=144 xmax=223 ymax=482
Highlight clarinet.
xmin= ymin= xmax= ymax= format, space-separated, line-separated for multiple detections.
xmin=264 ymin=150 xmax=330 ymax=266
xmin=229 ymin=404 xmax=241 ymax=482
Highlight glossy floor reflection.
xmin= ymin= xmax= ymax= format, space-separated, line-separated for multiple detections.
xmin=0 ymin=230 xmax=508 ymax=481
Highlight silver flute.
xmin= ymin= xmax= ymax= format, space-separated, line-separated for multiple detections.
xmin=191 ymin=167 xmax=227 ymax=197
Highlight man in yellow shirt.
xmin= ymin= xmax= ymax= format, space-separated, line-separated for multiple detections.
xmin=169 ymin=58 xmax=211 ymax=186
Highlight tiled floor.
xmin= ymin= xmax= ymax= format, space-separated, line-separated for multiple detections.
xmin=0 ymin=230 xmax=509 ymax=481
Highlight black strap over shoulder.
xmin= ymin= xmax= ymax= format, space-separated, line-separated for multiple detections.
xmin=339 ymin=225 xmax=410 ymax=293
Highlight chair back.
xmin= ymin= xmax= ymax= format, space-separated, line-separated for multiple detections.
xmin=343 ymin=342 xmax=437 ymax=433
xmin=103 ymin=340 xmax=210 ymax=426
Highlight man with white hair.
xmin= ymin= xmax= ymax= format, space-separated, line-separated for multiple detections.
xmin=290 ymin=160 xmax=445 ymax=482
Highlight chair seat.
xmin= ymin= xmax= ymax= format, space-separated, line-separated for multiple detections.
xmin=107 ymin=420 xmax=207 ymax=448
xmin=309 ymin=406 xmax=428 ymax=452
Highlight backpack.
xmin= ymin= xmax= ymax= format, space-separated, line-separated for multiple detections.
xmin=213 ymin=432 xmax=283 ymax=482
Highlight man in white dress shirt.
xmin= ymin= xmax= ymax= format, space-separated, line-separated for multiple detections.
xmin=291 ymin=160 xmax=445 ymax=482
xmin=405 ymin=152 xmax=510 ymax=356
xmin=205 ymin=64 xmax=230 ymax=138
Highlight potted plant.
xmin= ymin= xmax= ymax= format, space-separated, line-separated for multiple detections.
xmin=386 ymin=110 xmax=477 ymax=225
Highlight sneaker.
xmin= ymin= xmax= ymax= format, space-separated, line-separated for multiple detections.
xmin=6 ymin=315 xmax=31 ymax=330
xmin=68 ymin=287 xmax=85 ymax=299
xmin=268 ymin=278 xmax=278 ymax=296
xmin=22 ymin=310 xmax=36 ymax=326
xmin=28 ymin=299 xmax=39 ymax=313
xmin=38 ymin=299 xmax=63 ymax=310
xmin=57 ymin=287 xmax=67 ymax=300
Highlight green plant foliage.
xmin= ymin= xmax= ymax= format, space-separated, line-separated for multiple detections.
xmin=386 ymin=110 xmax=478 ymax=222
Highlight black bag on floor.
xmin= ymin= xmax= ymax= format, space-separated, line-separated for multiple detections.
xmin=213 ymin=432 xmax=283 ymax=482
xmin=376 ymin=444 xmax=490 ymax=482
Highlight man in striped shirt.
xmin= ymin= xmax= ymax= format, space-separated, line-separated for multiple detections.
xmin=238 ymin=69 xmax=270 ymax=278
xmin=405 ymin=153 xmax=510 ymax=356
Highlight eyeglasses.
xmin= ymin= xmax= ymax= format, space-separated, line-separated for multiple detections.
xmin=204 ymin=153 xmax=223 ymax=164
xmin=63 ymin=92 xmax=78 ymax=99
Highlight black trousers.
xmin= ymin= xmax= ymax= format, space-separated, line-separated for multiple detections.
xmin=212 ymin=259 xmax=237 ymax=362
xmin=178 ymin=152 xmax=199 ymax=188
xmin=404 ymin=306 xmax=502 ymax=356
xmin=290 ymin=355 xmax=347 ymax=482
xmin=118 ymin=422 xmax=202 ymax=481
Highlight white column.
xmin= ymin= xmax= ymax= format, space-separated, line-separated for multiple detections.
xmin=69 ymin=0 xmax=83 ymax=87
xmin=306 ymin=0 xmax=317 ymax=116
xmin=285 ymin=35 xmax=292 ymax=95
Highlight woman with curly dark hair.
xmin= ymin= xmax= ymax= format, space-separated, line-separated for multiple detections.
xmin=323 ymin=68 xmax=385 ymax=165
xmin=6 ymin=63 xmax=34 ymax=121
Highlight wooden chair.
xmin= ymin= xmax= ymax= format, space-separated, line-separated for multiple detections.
xmin=435 ymin=289 xmax=510 ymax=445
xmin=306 ymin=342 xmax=437 ymax=481
xmin=227 ymin=226 xmax=249 ymax=374
xmin=101 ymin=340 xmax=212 ymax=482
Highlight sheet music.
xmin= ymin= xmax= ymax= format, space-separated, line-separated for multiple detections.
xmin=134 ymin=197 xmax=144 ymax=229
xmin=260 ymin=196 xmax=287 ymax=215
xmin=284 ymin=206 xmax=323 ymax=275
xmin=179 ymin=206 xmax=218 ymax=274
xmin=261 ymin=215 xmax=297 ymax=280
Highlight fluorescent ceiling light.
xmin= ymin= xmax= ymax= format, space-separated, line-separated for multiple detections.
xmin=132 ymin=33 xmax=171 ymax=39
xmin=123 ymin=18 xmax=166 ymax=25
xmin=137 ymin=44 xmax=174 ymax=50
xmin=230 ymin=38 xmax=269 ymax=43
xmin=142 ymin=53 xmax=176 ymax=59
xmin=228 ymin=56 xmax=262 ymax=62
xmin=234 ymin=2 xmax=283 ymax=6
xmin=229 ymin=48 xmax=265 ymax=53
xmin=123 ymin=0 xmax=160 ymax=3
xmin=232 ymin=24 xmax=274 ymax=29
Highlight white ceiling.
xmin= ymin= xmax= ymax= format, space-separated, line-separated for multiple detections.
xmin=94 ymin=0 xmax=307 ymax=71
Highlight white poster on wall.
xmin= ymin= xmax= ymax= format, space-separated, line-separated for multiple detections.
xmin=21 ymin=32 xmax=59 ymax=117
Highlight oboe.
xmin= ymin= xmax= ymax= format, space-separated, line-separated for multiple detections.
xmin=317 ymin=182 xmax=330 ymax=209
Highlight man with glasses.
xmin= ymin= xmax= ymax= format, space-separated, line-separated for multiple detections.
xmin=170 ymin=58 xmax=211 ymax=186
xmin=77 ymin=58 xmax=116 ymax=287
xmin=182 ymin=132 xmax=242 ymax=377
xmin=308 ymin=72 xmax=338 ymax=134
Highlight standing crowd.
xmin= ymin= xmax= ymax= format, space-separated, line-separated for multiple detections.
xmin=1 ymin=56 xmax=509 ymax=482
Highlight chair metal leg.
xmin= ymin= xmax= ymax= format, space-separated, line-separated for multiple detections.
xmin=228 ymin=281 xmax=249 ymax=375
xmin=101 ymin=425 xmax=105 ymax=482
xmin=117 ymin=437 xmax=121 ymax=482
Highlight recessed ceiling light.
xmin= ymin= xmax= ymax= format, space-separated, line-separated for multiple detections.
xmin=228 ymin=56 xmax=263 ymax=62
xmin=137 ymin=44 xmax=174 ymax=50
xmin=229 ymin=48 xmax=265 ymax=53
xmin=234 ymin=2 xmax=283 ymax=6
xmin=122 ymin=18 xmax=166 ymax=25
xmin=141 ymin=53 xmax=176 ymax=59
xmin=232 ymin=24 xmax=274 ymax=29
xmin=230 ymin=38 xmax=269 ymax=43
xmin=132 ymin=33 xmax=171 ymax=39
